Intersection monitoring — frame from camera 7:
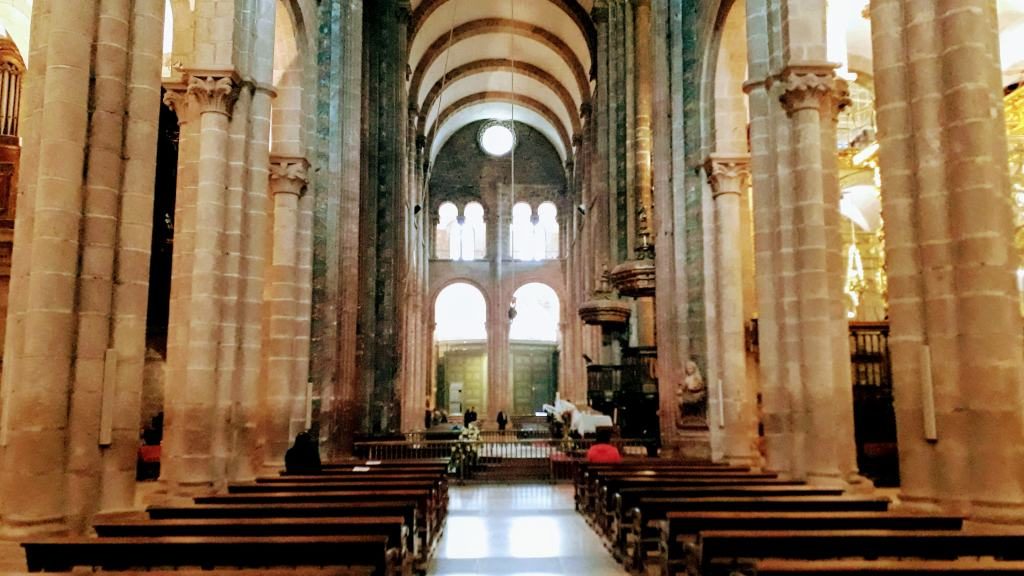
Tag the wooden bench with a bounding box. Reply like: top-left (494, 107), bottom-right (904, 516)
top-left (193, 490), bottom-right (440, 552)
top-left (147, 502), bottom-right (420, 563)
top-left (603, 485), bottom-right (845, 544)
top-left (657, 513), bottom-right (963, 576)
top-left (624, 496), bottom-right (891, 573)
top-left (230, 479), bottom-right (447, 507)
top-left (581, 471), bottom-right (781, 515)
top-left (696, 530), bottom-right (1024, 576)
top-left (575, 463), bottom-right (755, 510)
top-left (93, 517), bottom-right (410, 576)
top-left (746, 559), bottom-right (1024, 575)
top-left (23, 535), bottom-right (398, 575)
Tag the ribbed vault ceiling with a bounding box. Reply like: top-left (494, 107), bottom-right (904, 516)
top-left (409, 0), bottom-right (595, 162)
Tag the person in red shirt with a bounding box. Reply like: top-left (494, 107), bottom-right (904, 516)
top-left (586, 426), bottom-right (622, 464)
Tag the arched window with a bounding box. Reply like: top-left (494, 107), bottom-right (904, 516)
top-left (510, 202), bottom-right (535, 261)
top-left (436, 201), bottom-right (487, 261)
top-left (462, 202), bottom-right (487, 261)
top-left (537, 202), bottom-right (559, 260)
top-left (436, 202), bottom-right (459, 260)
top-left (510, 201), bottom-right (559, 260)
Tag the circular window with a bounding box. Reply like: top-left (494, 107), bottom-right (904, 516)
top-left (479, 122), bottom-right (516, 157)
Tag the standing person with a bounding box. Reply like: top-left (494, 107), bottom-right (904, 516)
top-left (496, 410), bottom-right (508, 432)
top-left (464, 406), bottom-right (478, 427)
top-left (586, 427), bottom-right (622, 464)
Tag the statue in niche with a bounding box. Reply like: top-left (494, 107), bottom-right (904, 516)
top-left (676, 359), bottom-right (707, 428)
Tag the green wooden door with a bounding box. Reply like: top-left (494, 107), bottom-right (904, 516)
top-left (511, 343), bottom-right (558, 414)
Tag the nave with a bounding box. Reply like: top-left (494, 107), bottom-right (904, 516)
top-left (429, 484), bottom-right (627, 576)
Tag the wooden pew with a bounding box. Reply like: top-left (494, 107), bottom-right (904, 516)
top-left (575, 463), bottom-right (754, 510)
top-left (93, 517), bottom-right (410, 576)
top-left (603, 485), bottom-right (845, 543)
top-left (147, 501), bottom-right (420, 563)
top-left (657, 512), bottom-right (962, 576)
top-left (228, 479), bottom-right (448, 530)
top-left (194, 489), bottom-right (440, 553)
top-left (746, 559), bottom-right (1024, 575)
top-left (581, 470), bottom-right (780, 515)
top-left (231, 479), bottom-right (446, 508)
top-left (695, 530), bottom-right (1024, 576)
top-left (627, 496), bottom-right (891, 573)
top-left (23, 535), bottom-right (398, 575)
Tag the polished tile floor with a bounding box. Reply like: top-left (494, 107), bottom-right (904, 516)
top-left (428, 484), bottom-right (629, 576)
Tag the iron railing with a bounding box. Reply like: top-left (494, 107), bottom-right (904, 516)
top-left (354, 438), bottom-right (649, 462)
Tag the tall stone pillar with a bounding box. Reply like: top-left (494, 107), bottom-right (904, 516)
top-left (0, 0), bottom-right (164, 534)
top-left (777, 65), bottom-right (847, 485)
top-left (161, 71), bottom-right (241, 494)
top-left (357, 0), bottom-right (408, 434)
top-left (706, 155), bottom-right (759, 465)
top-left (263, 156), bottom-right (309, 468)
top-left (872, 0), bottom-right (1024, 521)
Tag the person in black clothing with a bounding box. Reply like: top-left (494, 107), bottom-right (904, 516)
top-left (284, 429), bottom-right (321, 475)
top-left (496, 411), bottom-right (508, 432)
top-left (464, 407), bottom-right (478, 427)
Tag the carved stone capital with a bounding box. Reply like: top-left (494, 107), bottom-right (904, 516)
top-left (704, 155), bottom-right (750, 198)
top-left (269, 156), bottom-right (310, 196)
top-left (778, 64), bottom-right (837, 116)
top-left (162, 80), bottom-right (190, 124)
top-left (185, 70), bottom-right (241, 117)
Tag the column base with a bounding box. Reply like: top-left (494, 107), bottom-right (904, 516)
top-left (966, 499), bottom-right (1024, 527)
top-left (894, 492), bottom-right (968, 516)
top-left (0, 515), bottom-right (68, 539)
top-left (149, 479), bottom-right (218, 505)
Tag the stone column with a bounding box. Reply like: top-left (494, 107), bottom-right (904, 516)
top-left (778, 65), bottom-right (845, 485)
top-left (745, 69), bottom-right (790, 472)
top-left (706, 155), bottom-right (759, 465)
top-left (263, 156), bottom-right (309, 468)
top-left (651, 0), bottom-right (689, 448)
top-left (872, 0), bottom-right (1024, 521)
top-left (161, 70), bottom-right (240, 494)
top-left (0, 0), bottom-right (164, 534)
top-left (294, 188), bottom-right (314, 426)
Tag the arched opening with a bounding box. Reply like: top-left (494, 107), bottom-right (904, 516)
top-left (510, 201), bottom-right (559, 261)
top-left (510, 202), bottom-right (535, 261)
top-left (509, 282), bottom-right (560, 415)
top-left (434, 282), bottom-right (488, 418)
top-left (462, 201), bottom-right (486, 261)
top-left (537, 201), bottom-right (559, 260)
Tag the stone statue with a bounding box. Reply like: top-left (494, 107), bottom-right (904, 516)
top-left (677, 359), bottom-right (707, 427)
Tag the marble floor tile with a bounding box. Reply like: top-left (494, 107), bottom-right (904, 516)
top-left (429, 484), bottom-right (628, 576)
